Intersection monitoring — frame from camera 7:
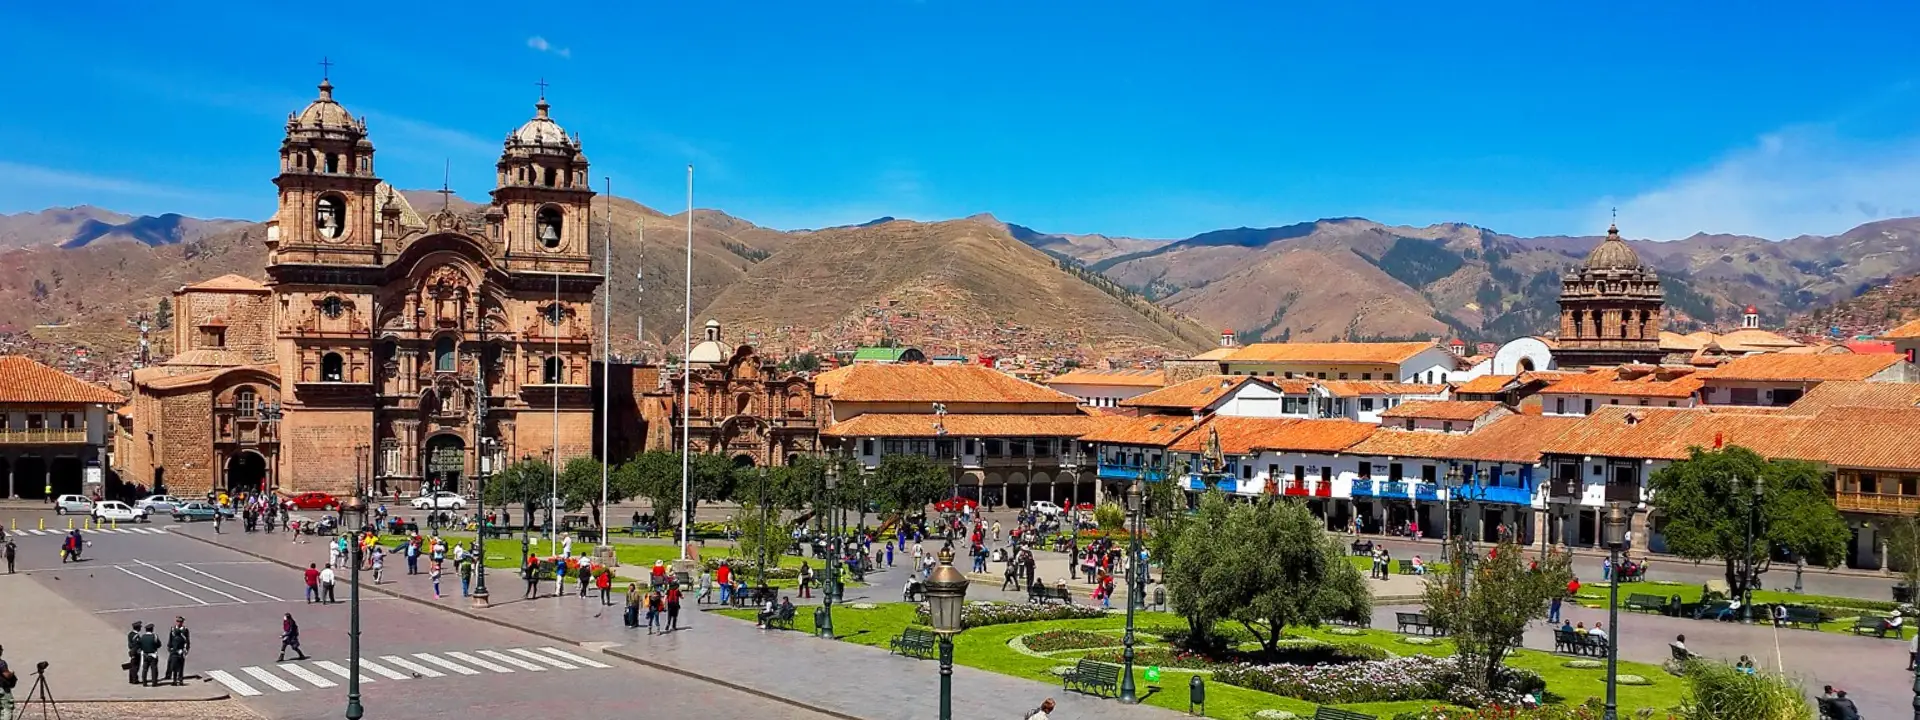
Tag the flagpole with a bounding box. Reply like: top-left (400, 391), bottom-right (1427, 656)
top-left (599, 177), bottom-right (612, 552)
top-left (679, 164), bottom-right (694, 561)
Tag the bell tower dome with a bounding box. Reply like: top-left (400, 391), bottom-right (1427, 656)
top-left (1554, 223), bottom-right (1667, 368)
top-left (490, 93), bottom-right (593, 274)
top-left (269, 74), bottom-right (383, 266)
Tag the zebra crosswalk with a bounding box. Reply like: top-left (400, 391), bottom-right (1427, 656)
top-left (206, 647), bottom-right (612, 697)
top-left (6, 526), bottom-right (172, 536)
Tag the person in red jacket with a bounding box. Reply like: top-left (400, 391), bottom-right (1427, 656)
top-left (1567, 576), bottom-right (1582, 596)
top-left (303, 563), bottom-right (321, 604)
top-left (596, 567), bottom-right (614, 605)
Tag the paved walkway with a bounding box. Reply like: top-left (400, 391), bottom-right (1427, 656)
top-left (182, 526), bottom-right (1178, 720)
top-left (0, 569), bottom-right (225, 702)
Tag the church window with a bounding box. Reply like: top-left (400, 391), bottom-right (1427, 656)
top-left (435, 337), bottom-right (456, 373)
top-left (321, 353), bottom-right (345, 382)
top-left (321, 296), bottom-right (344, 319)
top-left (325, 154), bottom-right (340, 174)
top-left (543, 356), bottom-right (564, 384)
top-left (315, 195), bottom-right (345, 239)
top-left (236, 388), bottom-right (257, 417)
top-left (543, 167), bottom-right (556, 187)
top-left (537, 207), bottom-right (563, 249)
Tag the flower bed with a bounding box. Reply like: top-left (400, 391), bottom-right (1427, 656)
top-left (1022, 630), bottom-right (1122, 652)
top-left (1217, 654), bottom-right (1541, 707)
top-left (913, 601), bottom-right (1106, 629)
top-left (1083, 647), bottom-right (1228, 670)
top-left (1390, 699), bottom-right (1671, 720)
top-left (1083, 640), bottom-right (1386, 671)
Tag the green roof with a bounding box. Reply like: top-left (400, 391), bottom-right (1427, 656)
top-left (852, 347), bottom-right (912, 362)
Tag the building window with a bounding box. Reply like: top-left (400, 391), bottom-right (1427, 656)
top-left (537, 207), bottom-right (564, 249)
top-left (319, 353), bottom-right (344, 382)
top-left (1241, 463), bottom-right (1253, 480)
top-left (1360, 398), bottom-right (1374, 412)
top-left (315, 195), bottom-right (345, 239)
top-left (1442, 421), bottom-right (1454, 433)
top-left (984, 439), bottom-right (1004, 456)
top-left (1666, 400), bottom-right (1676, 407)
top-left (1404, 419), bottom-right (1415, 430)
top-left (963, 438), bottom-right (976, 456)
top-left (934, 440), bottom-right (955, 459)
top-left (883, 439), bottom-right (905, 455)
top-left (26, 414), bottom-right (43, 429)
top-left (1358, 462), bottom-right (1371, 479)
top-left (1583, 398), bottom-right (1594, 415)
top-left (861, 439), bottom-right (875, 456)
top-left (60, 413), bottom-right (76, 429)
top-left (1338, 372), bottom-right (1349, 380)
top-left (1361, 373), bottom-right (1373, 380)
top-left (436, 337), bottom-right (456, 372)
top-left (200, 327), bottom-right (226, 348)
top-left (236, 388), bottom-right (257, 417)
top-left (1555, 397), bottom-right (1565, 414)
top-left (1388, 463), bottom-right (1403, 481)
top-left (542, 356), bottom-right (563, 384)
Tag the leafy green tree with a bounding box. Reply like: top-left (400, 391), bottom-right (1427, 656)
top-left (734, 500), bottom-right (793, 570)
top-left (686, 453), bottom-right (741, 525)
top-left (1649, 445), bottom-right (1850, 598)
top-left (1163, 492), bottom-right (1369, 652)
top-left (1421, 535), bottom-right (1573, 693)
top-left (153, 297), bottom-right (173, 330)
top-left (1095, 501), bottom-right (1126, 536)
top-left (1881, 512), bottom-right (1920, 592)
top-left (864, 454), bottom-right (950, 516)
top-left (556, 456), bottom-right (622, 526)
top-left (482, 458), bottom-right (551, 529)
top-left (614, 450), bottom-right (684, 527)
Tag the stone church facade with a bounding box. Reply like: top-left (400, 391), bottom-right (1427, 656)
top-left (122, 77), bottom-right (603, 498)
top-left (1553, 223), bottom-right (1666, 368)
top-left (633, 322), bottom-right (825, 468)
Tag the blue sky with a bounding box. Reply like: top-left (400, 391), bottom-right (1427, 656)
top-left (3, 2), bottom-right (1918, 241)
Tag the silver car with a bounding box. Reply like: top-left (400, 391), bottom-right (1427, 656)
top-left (53, 494), bottom-right (94, 515)
top-left (136, 494), bottom-right (184, 514)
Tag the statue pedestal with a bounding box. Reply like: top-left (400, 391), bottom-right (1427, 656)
top-left (594, 544), bottom-right (618, 567)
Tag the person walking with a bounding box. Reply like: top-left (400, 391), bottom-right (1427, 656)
top-left (522, 555), bottom-right (540, 599)
top-left (458, 556), bottom-right (473, 597)
top-left (430, 560), bottom-right (443, 599)
top-left (577, 560), bottom-right (591, 599)
top-left (164, 617), bottom-right (190, 686)
top-left (4, 537), bottom-right (14, 574)
top-left (596, 567), bottom-right (613, 606)
top-left (304, 563), bottom-right (321, 603)
top-left (665, 582), bottom-right (683, 632)
top-left (0, 644), bottom-right (16, 719)
top-left (624, 583), bottom-right (642, 628)
top-left (278, 614), bottom-right (306, 662)
top-left (405, 538), bottom-right (421, 575)
top-left (125, 621), bottom-right (142, 684)
top-left (797, 562), bottom-right (813, 599)
top-left (370, 545), bottom-right (385, 585)
top-left (137, 623), bottom-right (160, 686)
top-left (319, 564), bottom-right (337, 604)
top-left (644, 587), bottom-right (661, 635)
top-left (1549, 594), bottom-right (1563, 624)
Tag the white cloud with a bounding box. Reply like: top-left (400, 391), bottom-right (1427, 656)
top-left (527, 36), bottom-right (571, 59)
top-left (0, 160), bottom-right (202, 200)
top-left (1599, 124), bottom-right (1920, 240)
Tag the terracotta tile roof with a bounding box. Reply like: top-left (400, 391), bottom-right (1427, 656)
top-left (141, 364), bottom-right (277, 391)
top-left (821, 412), bottom-right (1094, 438)
top-left (1453, 415), bottom-right (1581, 463)
top-left (180, 274), bottom-right (270, 293)
top-left (1539, 406), bottom-right (1811, 461)
top-left (1190, 347), bottom-right (1239, 361)
top-left (1167, 416), bottom-right (1376, 455)
top-left (1120, 375), bottom-right (1261, 409)
top-left (1698, 352), bottom-right (1904, 383)
top-left (1078, 414), bottom-right (1202, 447)
top-left (1779, 407), bottom-right (1920, 470)
top-left (1536, 368), bottom-right (1703, 399)
top-left (1346, 428), bottom-right (1466, 460)
top-left (1225, 341), bottom-right (1438, 365)
top-left (812, 363), bottom-right (1074, 404)
top-left (1044, 368), bottom-right (1166, 388)
top-left (1784, 381), bottom-right (1920, 413)
top-left (1452, 374), bottom-right (1517, 394)
top-left (0, 356), bottom-right (126, 404)
top-left (1314, 381), bottom-right (1445, 397)
top-left (1378, 399), bottom-right (1505, 422)
top-left (1881, 318), bottom-right (1920, 340)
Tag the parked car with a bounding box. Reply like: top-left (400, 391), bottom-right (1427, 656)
top-left (281, 492), bottom-right (340, 511)
top-left (53, 494), bottom-right (94, 515)
top-left (92, 500), bottom-right (147, 523)
top-left (1029, 500), bottom-right (1064, 517)
top-left (932, 496), bottom-right (979, 514)
top-left (135, 495), bottom-right (184, 514)
top-left (410, 491), bottom-right (466, 511)
top-left (173, 502), bottom-right (235, 522)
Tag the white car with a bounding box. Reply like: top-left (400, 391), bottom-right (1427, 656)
top-left (1029, 500), bottom-right (1063, 517)
top-left (92, 500), bottom-right (147, 523)
top-left (135, 494), bottom-right (184, 514)
top-left (410, 491), bottom-right (466, 511)
top-left (53, 494), bottom-right (94, 515)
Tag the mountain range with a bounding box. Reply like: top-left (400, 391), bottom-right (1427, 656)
top-left (4, 199), bottom-right (1920, 368)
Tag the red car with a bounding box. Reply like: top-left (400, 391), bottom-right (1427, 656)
top-left (281, 492), bottom-right (341, 511)
top-left (932, 496), bottom-right (979, 514)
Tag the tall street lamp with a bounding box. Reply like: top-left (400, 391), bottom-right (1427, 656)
top-left (1120, 473), bottom-right (1145, 704)
top-left (1602, 501), bottom-right (1635, 720)
top-left (471, 436), bottom-right (494, 608)
top-left (1739, 475), bottom-right (1764, 624)
top-left (818, 459), bottom-right (839, 638)
top-left (340, 494), bottom-right (368, 720)
top-left (925, 547), bottom-right (970, 720)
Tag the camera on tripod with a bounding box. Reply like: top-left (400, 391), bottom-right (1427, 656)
top-left (35, 660), bottom-right (49, 673)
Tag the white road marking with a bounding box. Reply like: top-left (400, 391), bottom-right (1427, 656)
top-left (359, 658), bottom-right (408, 680)
top-left (133, 560), bottom-right (248, 603)
top-left (206, 670), bottom-right (260, 696)
top-left (178, 563), bottom-right (283, 601)
top-left (280, 663), bottom-right (337, 688)
top-left (131, 528), bottom-right (160, 534)
top-left (413, 653), bottom-right (480, 675)
top-left (508, 647), bottom-right (575, 669)
top-left (444, 651), bottom-right (513, 673)
top-left (476, 649), bottom-right (544, 671)
top-left (94, 601), bottom-right (245, 614)
top-left (312, 660), bottom-right (370, 682)
top-left (378, 655), bottom-right (443, 678)
top-left (115, 565), bottom-right (208, 605)
top-left (240, 666), bottom-right (299, 693)
top-left (535, 647), bottom-right (610, 668)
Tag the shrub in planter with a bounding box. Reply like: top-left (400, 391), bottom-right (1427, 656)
top-left (1023, 630), bottom-right (1121, 652)
top-left (1678, 660), bottom-right (1810, 720)
top-left (914, 601), bottom-right (1106, 629)
top-left (1563, 659), bottom-right (1604, 669)
top-left (1217, 654), bottom-right (1536, 706)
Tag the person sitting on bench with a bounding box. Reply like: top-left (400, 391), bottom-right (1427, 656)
top-left (756, 596), bottom-right (780, 628)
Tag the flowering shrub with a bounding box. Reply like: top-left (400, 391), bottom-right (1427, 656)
top-left (1085, 641), bottom-right (1387, 672)
top-left (913, 601), bottom-right (1106, 629)
top-left (1217, 655), bottom-right (1542, 706)
top-left (1390, 699), bottom-right (1677, 719)
top-left (1083, 647), bottom-right (1228, 670)
top-left (1023, 630), bottom-right (1121, 652)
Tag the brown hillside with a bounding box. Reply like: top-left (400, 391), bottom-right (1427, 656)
top-left (1162, 247), bottom-right (1448, 341)
top-left (692, 217), bottom-right (1216, 362)
top-left (1787, 272), bottom-right (1920, 339)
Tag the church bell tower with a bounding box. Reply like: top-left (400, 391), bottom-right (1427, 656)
top-left (268, 73), bottom-right (383, 266)
top-left (490, 93), bottom-right (593, 274)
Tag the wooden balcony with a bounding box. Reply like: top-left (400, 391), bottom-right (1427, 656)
top-left (0, 427), bottom-right (88, 444)
top-left (1833, 491), bottom-right (1920, 516)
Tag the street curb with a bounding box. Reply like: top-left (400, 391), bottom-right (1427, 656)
top-left (173, 530), bottom-right (865, 720)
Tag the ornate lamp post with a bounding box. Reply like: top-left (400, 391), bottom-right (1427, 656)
top-left (924, 547), bottom-right (970, 720)
top-left (818, 459), bottom-right (839, 638)
top-left (1739, 475), bottom-right (1764, 624)
top-left (340, 494), bottom-right (368, 720)
top-left (1120, 473), bottom-right (1145, 704)
top-left (471, 436), bottom-right (494, 608)
top-left (1602, 501), bottom-right (1635, 720)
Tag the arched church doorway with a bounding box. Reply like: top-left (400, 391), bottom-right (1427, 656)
top-left (424, 434), bottom-right (467, 495)
top-left (225, 452), bottom-right (268, 495)
top-left (732, 454), bottom-right (756, 469)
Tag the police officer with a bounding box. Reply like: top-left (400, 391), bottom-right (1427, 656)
top-left (126, 621), bottom-right (142, 684)
top-left (137, 623), bottom-right (161, 686)
top-left (165, 617), bottom-right (190, 686)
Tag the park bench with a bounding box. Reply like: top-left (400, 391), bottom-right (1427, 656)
top-left (763, 603), bottom-right (796, 630)
top-left (1669, 643), bottom-right (1693, 663)
top-left (1777, 605), bottom-right (1826, 629)
top-left (478, 525), bottom-right (515, 539)
top-left (1554, 629), bottom-right (1607, 657)
top-left (1350, 540), bottom-right (1374, 555)
top-left (1062, 658), bottom-right (1120, 698)
top-left (1623, 593), bottom-right (1667, 614)
top-left (1028, 585), bottom-right (1074, 604)
top-left (1395, 612), bottom-right (1443, 636)
top-left (889, 627), bottom-right (938, 660)
top-left (1311, 706), bottom-right (1376, 720)
top-left (1395, 560), bottom-right (1416, 574)
top-left (1850, 615), bottom-right (1901, 638)
top-left (904, 581), bottom-right (927, 603)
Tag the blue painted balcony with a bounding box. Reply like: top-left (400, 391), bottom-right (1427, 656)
top-left (1097, 462), bottom-right (1166, 482)
top-left (1183, 475), bottom-right (1239, 493)
top-left (1474, 484), bottom-right (1535, 506)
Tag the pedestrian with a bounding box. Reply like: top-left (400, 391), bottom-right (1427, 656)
top-left (597, 567), bottom-right (613, 605)
top-left (644, 587), bottom-right (661, 634)
top-left (557, 556), bottom-right (571, 596)
top-left (125, 621), bottom-right (142, 684)
top-left (716, 561), bottom-right (733, 605)
top-left (278, 613), bottom-right (306, 662)
top-left (624, 583), bottom-right (642, 627)
top-left (0, 644), bottom-right (15, 718)
top-left (522, 555), bottom-right (540, 599)
top-left (562, 532), bottom-right (574, 559)
top-left (431, 561), bottom-right (443, 598)
top-left (577, 560), bottom-right (591, 599)
top-left (798, 562), bottom-right (813, 599)
top-left (165, 617), bottom-right (190, 686)
top-left (3, 538), bottom-right (13, 574)
top-left (1024, 698), bottom-right (1056, 720)
top-left (213, 509), bottom-right (223, 534)
top-left (458, 556), bottom-right (473, 597)
top-left (320, 564), bottom-right (337, 604)
top-left (371, 545), bottom-right (385, 584)
top-left (327, 538), bottom-right (339, 569)
top-left (1549, 594), bottom-right (1562, 624)
top-left (304, 563), bottom-right (321, 603)
top-left (137, 623), bottom-right (160, 686)
top-left (665, 582), bottom-right (682, 632)
top-left (406, 538), bottom-right (420, 575)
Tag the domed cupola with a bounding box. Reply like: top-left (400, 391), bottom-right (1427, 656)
top-left (270, 73), bottom-right (383, 260)
top-left (1580, 223), bottom-right (1645, 271)
top-left (490, 92), bottom-right (594, 269)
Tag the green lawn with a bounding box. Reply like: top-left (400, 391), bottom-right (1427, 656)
top-left (366, 533), bottom-right (841, 588)
top-left (714, 602), bottom-right (1682, 718)
top-left (1572, 579), bottom-right (1911, 639)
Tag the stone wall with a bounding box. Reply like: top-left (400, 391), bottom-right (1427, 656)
top-left (282, 408), bottom-right (372, 495)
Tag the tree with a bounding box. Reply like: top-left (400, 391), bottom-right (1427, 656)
top-left (482, 457), bottom-right (552, 529)
top-left (1881, 512), bottom-right (1920, 593)
top-left (686, 453), bottom-right (741, 525)
top-left (734, 500), bottom-right (792, 569)
top-left (153, 298), bottom-right (173, 330)
top-left (556, 456), bottom-right (622, 527)
top-left (1649, 445), bottom-right (1850, 599)
top-left (1163, 492), bottom-right (1370, 652)
top-left (1094, 501), bottom-right (1126, 536)
top-left (864, 454), bottom-right (950, 517)
top-left (1421, 534), bottom-right (1573, 693)
top-left (615, 450), bottom-right (683, 528)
